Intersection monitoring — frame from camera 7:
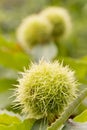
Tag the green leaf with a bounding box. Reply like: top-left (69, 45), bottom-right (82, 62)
top-left (63, 119), bottom-right (87, 130)
top-left (0, 36), bottom-right (16, 49)
top-left (0, 36), bottom-right (31, 71)
top-left (0, 78), bottom-right (16, 109)
top-left (0, 50), bottom-right (30, 71)
top-left (58, 57), bottom-right (87, 84)
top-left (74, 109), bottom-right (87, 122)
top-left (0, 110), bottom-right (21, 125)
top-left (20, 119), bottom-right (36, 130)
top-left (0, 78), bottom-right (16, 92)
top-left (0, 110), bottom-right (35, 130)
top-left (31, 118), bottom-right (48, 130)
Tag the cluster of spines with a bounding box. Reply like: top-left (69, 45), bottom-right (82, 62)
top-left (14, 60), bottom-right (78, 123)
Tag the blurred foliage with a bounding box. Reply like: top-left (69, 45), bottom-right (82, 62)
top-left (0, 0), bottom-right (87, 57)
top-left (0, 36), bottom-right (31, 71)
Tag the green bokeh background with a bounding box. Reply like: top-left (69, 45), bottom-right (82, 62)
top-left (0, 0), bottom-right (87, 116)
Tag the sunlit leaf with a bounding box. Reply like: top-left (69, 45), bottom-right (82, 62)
top-left (74, 109), bottom-right (87, 122)
top-left (0, 111), bottom-right (35, 130)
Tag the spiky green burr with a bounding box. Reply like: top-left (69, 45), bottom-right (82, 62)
top-left (41, 7), bottom-right (72, 40)
top-left (17, 15), bottom-right (52, 49)
top-left (14, 60), bottom-right (78, 123)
